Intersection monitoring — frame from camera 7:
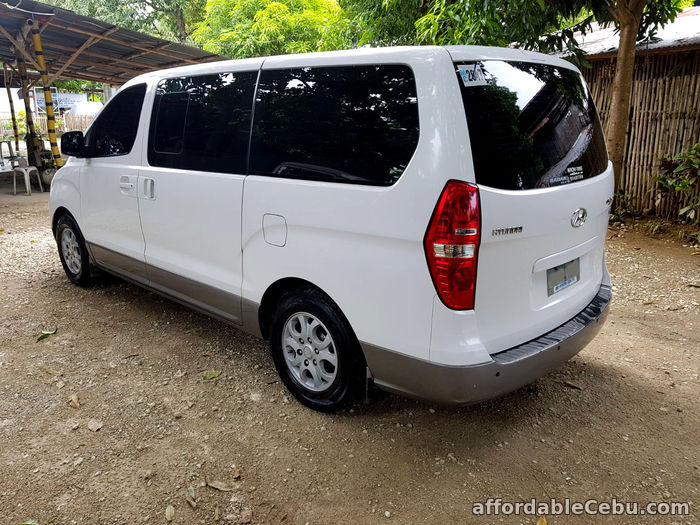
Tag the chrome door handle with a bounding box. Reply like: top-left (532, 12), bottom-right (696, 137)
top-left (142, 177), bottom-right (155, 199)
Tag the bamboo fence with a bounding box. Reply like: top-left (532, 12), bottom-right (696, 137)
top-left (1, 114), bottom-right (95, 137)
top-left (583, 49), bottom-right (700, 219)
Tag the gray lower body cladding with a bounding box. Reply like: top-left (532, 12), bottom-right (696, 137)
top-left (362, 284), bottom-right (611, 405)
top-left (86, 240), bottom-right (610, 406)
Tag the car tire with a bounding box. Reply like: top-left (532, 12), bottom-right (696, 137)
top-left (55, 214), bottom-right (93, 286)
top-left (270, 289), bottom-right (365, 412)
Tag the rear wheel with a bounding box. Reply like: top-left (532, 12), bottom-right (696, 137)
top-left (56, 215), bottom-right (93, 286)
top-left (270, 289), bottom-right (364, 412)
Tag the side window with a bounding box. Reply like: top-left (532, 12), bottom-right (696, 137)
top-left (249, 65), bottom-right (419, 186)
top-left (148, 71), bottom-right (257, 174)
top-left (84, 83), bottom-right (146, 158)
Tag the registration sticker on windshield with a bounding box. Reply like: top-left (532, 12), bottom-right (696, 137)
top-left (458, 64), bottom-right (487, 87)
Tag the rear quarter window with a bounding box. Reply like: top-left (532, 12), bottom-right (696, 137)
top-left (249, 64), bottom-right (419, 186)
top-left (456, 61), bottom-right (608, 190)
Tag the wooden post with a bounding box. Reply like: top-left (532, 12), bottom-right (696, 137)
top-left (2, 62), bottom-right (20, 154)
top-left (15, 52), bottom-right (42, 167)
top-left (29, 19), bottom-right (62, 168)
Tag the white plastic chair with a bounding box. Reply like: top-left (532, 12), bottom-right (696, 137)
top-left (13, 157), bottom-right (42, 195)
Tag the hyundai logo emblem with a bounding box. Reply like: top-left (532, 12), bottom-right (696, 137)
top-left (571, 208), bottom-right (587, 228)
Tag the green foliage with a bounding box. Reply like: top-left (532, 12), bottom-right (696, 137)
top-left (653, 144), bottom-right (700, 223)
top-left (53, 80), bottom-right (103, 93)
top-left (608, 190), bottom-right (641, 221)
top-left (391, 0), bottom-right (683, 66)
top-left (42, 0), bottom-right (205, 42)
top-left (684, 230), bottom-right (700, 246)
top-left (340, 0), bottom-right (424, 46)
top-left (193, 0), bottom-right (350, 58)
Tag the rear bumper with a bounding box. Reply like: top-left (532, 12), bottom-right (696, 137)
top-left (363, 284), bottom-right (611, 405)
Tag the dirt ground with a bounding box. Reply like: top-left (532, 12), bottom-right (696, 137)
top-left (0, 180), bottom-right (698, 525)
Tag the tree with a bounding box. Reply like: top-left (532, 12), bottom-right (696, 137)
top-left (405, 0), bottom-right (683, 192)
top-left (339, 0), bottom-right (425, 46)
top-left (193, 0), bottom-right (350, 58)
top-left (43, 0), bottom-right (206, 43)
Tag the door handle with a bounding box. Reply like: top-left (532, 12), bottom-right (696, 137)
top-left (142, 177), bottom-right (155, 199)
top-left (119, 181), bottom-right (135, 190)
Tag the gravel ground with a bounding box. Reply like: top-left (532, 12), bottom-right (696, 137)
top-left (0, 186), bottom-right (698, 525)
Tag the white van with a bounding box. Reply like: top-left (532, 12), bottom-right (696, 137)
top-left (51, 46), bottom-right (613, 411)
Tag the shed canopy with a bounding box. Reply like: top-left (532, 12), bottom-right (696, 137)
top-left (0, 0), bottom-right (221, 87)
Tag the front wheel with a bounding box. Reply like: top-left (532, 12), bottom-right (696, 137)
top-left (270, 289), bottom-right (364, 412)
top-left (55, 215), bottom-right (93, 286)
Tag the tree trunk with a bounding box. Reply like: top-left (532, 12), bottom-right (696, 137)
top-left (606, 1), bottom-right (646, 193)
top-left (175, 9), bottom-right (187, 42)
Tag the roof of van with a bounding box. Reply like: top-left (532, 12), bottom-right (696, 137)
top-left (121, 45), bottom-right (579, 87)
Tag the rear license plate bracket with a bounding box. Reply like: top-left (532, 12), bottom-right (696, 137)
top-left (547, 258), bottom-right (580, 296)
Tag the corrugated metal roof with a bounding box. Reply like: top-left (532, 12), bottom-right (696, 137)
top-left (0, 0), bottom-right (221, 86)
top-left (575, 6), bottom-right (700, 58)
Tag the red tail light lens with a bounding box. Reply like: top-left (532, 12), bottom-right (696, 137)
top-left (424, 181), bottom-right (481, 310)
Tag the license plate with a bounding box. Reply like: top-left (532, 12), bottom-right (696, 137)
top-left (547, 258), bottom-right (580, 296)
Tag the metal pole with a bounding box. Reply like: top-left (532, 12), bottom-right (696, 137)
top-left (15, 52), bottom-right (42, 167)
top-left (29, 19), bottom-right (62, 168)
top-left (2, 62), bottom-right (20, 154)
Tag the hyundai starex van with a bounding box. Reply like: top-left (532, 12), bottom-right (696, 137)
top-left (51, 46), bottom-right (613, 411)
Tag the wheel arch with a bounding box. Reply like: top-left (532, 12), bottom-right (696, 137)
top-left (52, 206), bottom-right (76, 237)
top-left (257, 277), bottom-right (359, 346)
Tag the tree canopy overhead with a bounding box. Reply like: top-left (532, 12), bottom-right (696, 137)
top-left (192, 0), bottom-right (349, 58)
top-left (43, 0), bottom-right (206, 43)
top-left (40, 0), bottom-right (691, 194)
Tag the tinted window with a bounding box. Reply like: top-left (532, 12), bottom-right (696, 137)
top-left (148, 72), bottom-right (257, 174)
top-left (250, 65), bottom-right (419, 186)
top-left (85, 83), bottom-right (146, 157)
top-left (456, 61), bottom-right (607, 190)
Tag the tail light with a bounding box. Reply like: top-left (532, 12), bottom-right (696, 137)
top-left (424, 180), bottom-right (481, 310)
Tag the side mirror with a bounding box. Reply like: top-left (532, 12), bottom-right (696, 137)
top-left (61, 131), bottom-right (86, 157)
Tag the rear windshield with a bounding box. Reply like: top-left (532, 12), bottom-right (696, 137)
top-left (456, 61), bottom-right (608, 190)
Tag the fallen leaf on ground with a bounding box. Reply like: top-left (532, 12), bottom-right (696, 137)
top-left (185, 486), bottom-right (196, 508)
top-left (56, 380), bottom-right (65, 389)
top-left (68, 394), bottom-right (81, 408)
top-left (232, 467), bottom-right (242, 480)
top-left (165, 505), bottom-right (175, 522)
top-left (36, 328), bottom-right (57, 342)
top-left (207, 479), bottom-right (234, 492)
top-left (88, 419), bottom-right (103, 432)
top-left (203, 370), bottom-right (222, 380)
top-left (563, 381), bottom-right (584, 391)
top-left (537, 517), bottom-right (548, 525)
